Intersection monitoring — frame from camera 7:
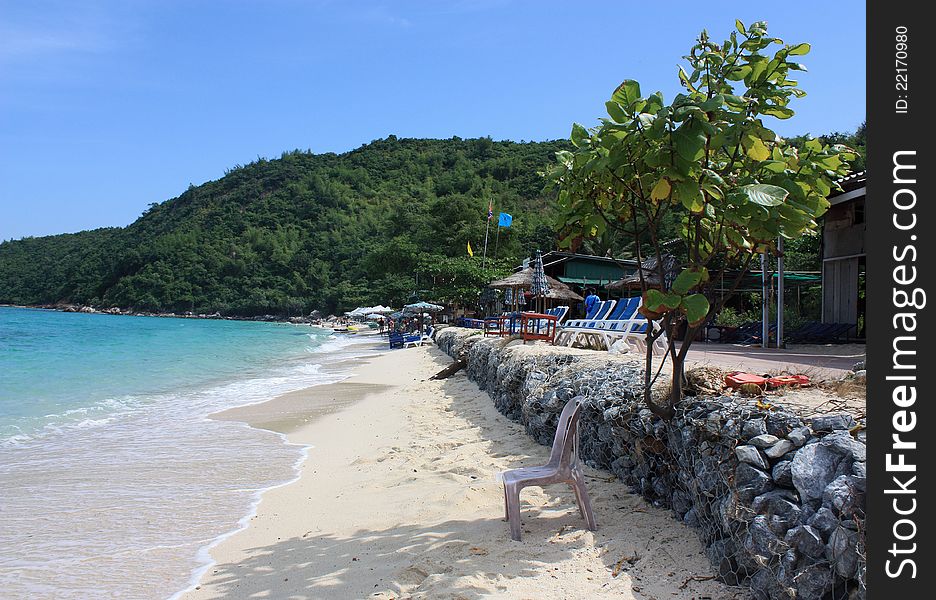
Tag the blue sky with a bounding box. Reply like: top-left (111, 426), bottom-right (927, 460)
top-left (0, 0), bottom-right (866, 241)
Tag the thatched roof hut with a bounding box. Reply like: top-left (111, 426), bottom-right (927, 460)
top-left (488, 268), bottom-right (583, 302)
top-left (606, 254), bottom-right (679, 290)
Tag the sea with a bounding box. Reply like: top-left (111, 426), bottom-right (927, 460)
top-left (0, 306), bottom-right (381, 599)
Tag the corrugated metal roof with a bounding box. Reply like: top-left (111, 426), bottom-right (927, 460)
top-left (831, 170), bottom-right (866, 194)
top-left (557, 276), bottom-right (613, 286)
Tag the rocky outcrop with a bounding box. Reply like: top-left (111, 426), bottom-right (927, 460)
top-left (436, 327), bottom-right (866, 600)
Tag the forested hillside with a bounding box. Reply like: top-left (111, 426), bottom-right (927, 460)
top-left (0, 137), bottom-right (566, 315)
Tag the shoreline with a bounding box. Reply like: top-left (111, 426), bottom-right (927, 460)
top-left (0, 303), bottom-right (325, 324)
top-left (180, 344), bottom-right (742, 600)
top-left (174, 345), bottom-right (389, 600)
top-left (174, 349), bottom-right (398, 600)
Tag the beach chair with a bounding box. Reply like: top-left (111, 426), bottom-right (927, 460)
top-left (552, 305), bottom-right (570, 325)
top-left (798, 322), bottom-right (855, 344)
top-left (723, 321), bottom-right (759, 343)
top-left (588, 297), bottom-right (641, 347)
top-left (564, 298), bottom-right (634, 348)
top-left (570, 299), bottom-right (616, 327)
top-left (527, 306), bottom-right (569, 336)
top-left (499, 397), bottom-right (596, 541)
top-left (786, 321), bottom-right (820, 344)
top-left (577, 297), bottom-right (666, 354)
top-left (613, 313), bottom-right (669, 354)
top-left (555, 300), bottom-right (616, 346)
top-left (401, 332), bottom-right (423, 348)
top-left (484, 312), bottom-right (522, 337)
top-left (388, 332), bottom-right (404, 349)
top-left (739, 322), bottom-right (777, 345)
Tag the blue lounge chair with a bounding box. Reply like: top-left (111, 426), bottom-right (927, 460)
top-left (597, 300), bottom-right (668, 354)
top-left (555, 300), bottom-right (617, 346)
top-left (562, 297), bottom-right (637, 349)
top-left (558, 296), bottom-right (667, 354)
top-left (551, 305), bottom-right (570, 324)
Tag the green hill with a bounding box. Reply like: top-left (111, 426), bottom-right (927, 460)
top-left (0, 136), bottom-right (567, 316)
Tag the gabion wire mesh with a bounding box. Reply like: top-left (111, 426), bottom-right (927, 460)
top-left (436, 328), bottom-right (867, 600)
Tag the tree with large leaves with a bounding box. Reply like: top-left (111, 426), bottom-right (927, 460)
top-left (546, 20), bottom-right (857, 418)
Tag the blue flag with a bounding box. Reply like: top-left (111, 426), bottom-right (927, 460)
top-left (498, 212), bottom-right (512, 227)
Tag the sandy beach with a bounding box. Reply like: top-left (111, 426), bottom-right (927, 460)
top-left (179, 343), bottom-right (744, 600)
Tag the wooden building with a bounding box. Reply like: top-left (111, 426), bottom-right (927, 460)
top-left (529, 251), bottom-right (639, 291)
top-left (821, 171), bottom-right (866, 334)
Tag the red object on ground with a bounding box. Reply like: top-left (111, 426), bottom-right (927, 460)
top-left (767, 374), bottom-right (811, 388)
top-left (725, 372), bottom-right (768, 389)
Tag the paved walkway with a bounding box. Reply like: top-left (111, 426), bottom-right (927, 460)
top-left (680, 342), bottom-right (865, 381)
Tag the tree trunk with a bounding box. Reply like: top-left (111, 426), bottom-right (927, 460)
top-left (645, 323), bottom-right (676, 420)
top-left (430, 358), bottom-right (466, 380)
top-left (670, 355), bottom-right (685, 408)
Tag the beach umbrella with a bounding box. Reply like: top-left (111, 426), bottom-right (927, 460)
top-left (531, 251), bottom-right (550, 312)
top-left (403, 301), bottom-right (444, 313)
top-left (347, 307), bottom-right (369, 318)
top-left (368, 305), bottom-right (395, 314)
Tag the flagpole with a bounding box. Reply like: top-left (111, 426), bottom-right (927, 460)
top-left (482, 198), bottom-right (492, 269)
top-left (494, 225), bottom-right (500, 260)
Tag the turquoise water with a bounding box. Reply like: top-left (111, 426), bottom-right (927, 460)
top-left (0, 306), bottom-right (381, 599)
top-left (0, 307), bottom-right (329, 441)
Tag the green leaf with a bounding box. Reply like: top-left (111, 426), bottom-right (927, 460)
top-left (699, 95), bottom-right (724, 112)
top-left (723, 93), bottom-right (749, 107)
top-left (735, 19), bottom-right (746, 34)
top-left (701, 179), bottom-right (724, 200)
top-left (741, 183), bottom-right (790, 206)
top-left (646, 289), bottom-right (681, 312)
top-left (762, 106), bottom-right (794, 119)
top-left (749, 58), bottom-right (768, 83)
top-left (787, 42), bottom-right (811, 56)
top-left (650, 178), bottom-right (671, 200)
top-left (673, 128), bottom-right (706, 161)
top-left (677, 180), bottom-right (704, 212)
top-left (612, 80), bottom-right (642, 108)
top-left (818, 155), bottom-right (843, 170)
top-left (804, 138), bottom-right (822, 152)
top-left (725, 65), bottom-right (752, 81)
top-left (677, 67), bottom-right (698, 93)
top-left (680, 294), bottom-right (710, 327)
top-left (745, 138), bottom-right (771, 161)
top-left (570, 123), bottom-right (589, 147)
top-left (671, 268), bottom-right (703, 294)
top-left (605, 101), bottom-right (629, 123)
top-left (762, 160), bottom-right (787, 174)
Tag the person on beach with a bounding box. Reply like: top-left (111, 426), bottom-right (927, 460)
top-left (584, 288), bottom-right (600, 316)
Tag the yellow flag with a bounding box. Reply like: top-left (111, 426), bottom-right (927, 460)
top-left (467, 241), bottom-right (474, 257)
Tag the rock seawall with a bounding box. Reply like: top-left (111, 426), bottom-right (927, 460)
top-left (436, 327), bottom-right (866, 600)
